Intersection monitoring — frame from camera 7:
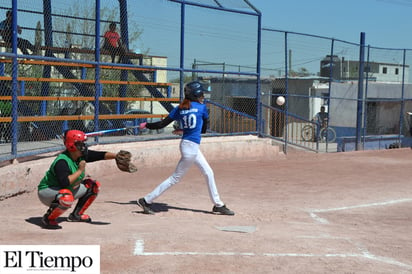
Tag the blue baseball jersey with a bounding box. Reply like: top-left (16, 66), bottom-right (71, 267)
top-left (169, 102), bottom-right (208, 144)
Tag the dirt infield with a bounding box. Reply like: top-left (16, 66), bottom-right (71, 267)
top-left (1, 147), bottom-right (412, 273)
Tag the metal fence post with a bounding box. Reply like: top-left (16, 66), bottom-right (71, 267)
top-left (355, 32), bottom-right (366, 151)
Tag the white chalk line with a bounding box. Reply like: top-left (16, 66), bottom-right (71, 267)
top-left (363, 252), bottom-right (412, 270)
top-left (133, 239), bottom-right (412, 270)
top-left (302, 198), bottom-right (412, 270)
top-left (133, 199), bottom-right (412, 270)
top-left (311, 198), bottom-right (412, 213)
top-left (134, 240), bottom-right (356, 257)
top-left (309, 212), bottom-right (329, 224)
top-left (309, 198), bottom-right (412, 225)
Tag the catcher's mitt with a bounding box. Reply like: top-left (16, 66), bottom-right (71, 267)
top-left (115, 150), bottom-right (138, 173)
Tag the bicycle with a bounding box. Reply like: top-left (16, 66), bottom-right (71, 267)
top-left (301, 123), bottom-right (315, 142)
top-left (301, 119), bottom-right (336, 143)
top-left (319, 123), bottom-right (336, 143)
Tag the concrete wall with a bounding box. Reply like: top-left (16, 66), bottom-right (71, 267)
top-left (0, 136), bottom-right (283, 200)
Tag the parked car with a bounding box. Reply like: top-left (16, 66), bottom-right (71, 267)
top-left (122, 109), bottom-right (164, 135)
top-left (76, 103), bottom-right (165, 136)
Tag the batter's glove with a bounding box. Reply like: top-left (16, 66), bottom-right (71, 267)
top-left (115, 150), bottom-right (138, 173)
top-left (139, 122), bottom-right (147, 130)
top-left (172, 129), bottom-right (183, 136)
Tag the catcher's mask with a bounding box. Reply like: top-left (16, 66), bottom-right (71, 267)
top-left (64, 130), bottom-right (88, 153)
top-left (184, 81), bottom-right (206, 101)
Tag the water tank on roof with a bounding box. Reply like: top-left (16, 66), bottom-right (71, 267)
top-left (320, 55), bottom-right (341, 80)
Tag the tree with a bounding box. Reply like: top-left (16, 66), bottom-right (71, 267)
top-left (35, 21), bottom-right (42, 49)
top-left (53, 2), bottom-right (142, 53)
top-left (289, 67), bottom-right (312, 77)
top-left (65, 24), bottom-right (72, 48)
top-left (51, 1), bottom-right (146, 111)
top-left (169, 74), bottom-right (194, 83)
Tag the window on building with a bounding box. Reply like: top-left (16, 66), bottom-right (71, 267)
top-left (382, 67), bottom-right (387, 74)
top-left (322, 92), bottom-right (329, 106)
top-left (395, 68), bottom-right (399, 75)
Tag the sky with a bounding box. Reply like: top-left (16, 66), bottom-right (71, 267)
top-left (247, 0), bottom-right (412, 49)
top-left (5, 0), bottom-right (412, 49)
top-left (3, 0), bottom-right (412, 78)
top-left (123, 0), bottom-right (412, 79)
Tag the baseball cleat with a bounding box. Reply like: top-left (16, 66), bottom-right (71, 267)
top-left (67, 213), bottom-right (91, 222)
top-left (137, 198), bottom-right (155, 215)
top-left (41, 214), bottom-right (62, 229)
top-left (212, 205), bottom-right (235, 216)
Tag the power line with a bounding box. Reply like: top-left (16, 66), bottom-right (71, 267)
top-left (376, 0), bottom-right (412, 6)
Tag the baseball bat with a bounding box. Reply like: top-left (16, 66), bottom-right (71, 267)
top-left (85, 125), bottom-right (142, 137)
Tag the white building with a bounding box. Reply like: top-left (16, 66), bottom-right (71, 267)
top-left (320, 55), bottom-right (409, 83)
top-left (342, 59), bottom-right (409, 83)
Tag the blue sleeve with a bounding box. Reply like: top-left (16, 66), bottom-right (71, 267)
top-left (169, 106), bottom-right (179, 120)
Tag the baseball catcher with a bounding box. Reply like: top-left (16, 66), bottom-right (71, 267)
top-left (37, 129), bottom-right (137, 229)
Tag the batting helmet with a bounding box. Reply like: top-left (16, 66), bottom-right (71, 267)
top-left (184, 81), bottom-right (207, 101)
top-left (64, 130), bottom-right (88, 152)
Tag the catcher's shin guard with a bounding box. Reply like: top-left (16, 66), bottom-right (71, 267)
top-left (69, 179), bottom-right (100, 222)
top-left (43, 189), bottom-right (74, 228)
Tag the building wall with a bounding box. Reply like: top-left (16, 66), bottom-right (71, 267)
top-left (206, 77), bottom-right (412, 138)
top-left (143, 56), bottom-right (168, 83)
top-left (341, 60), bottom-right (409, 83)
top-left (329, 81), bottom-right (412, 136)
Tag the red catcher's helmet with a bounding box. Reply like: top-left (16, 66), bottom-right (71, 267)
top-left (64, 130), bottom-right (87, 152)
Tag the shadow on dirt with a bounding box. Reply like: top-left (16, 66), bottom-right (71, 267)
top-left (25, 216), bottom-right (111, 229)
top-left (105, 200), bottom-right (214, 215)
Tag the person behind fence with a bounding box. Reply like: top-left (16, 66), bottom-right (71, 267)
top-left (136, 81), bottom-right (235, 216)
top-left (102, 22), bottom-right (127, 63)
top-left (0, 100), bottom-right (12, 143)
top-left (37, 129), bottom-right (136, 229)
top-left (312, 106), bottom-right (328, 141)
top-left (0, 10), bottom-right (37, 55)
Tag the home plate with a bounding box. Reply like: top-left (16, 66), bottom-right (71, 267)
top-left (215, 226), bottom-right (256, 233)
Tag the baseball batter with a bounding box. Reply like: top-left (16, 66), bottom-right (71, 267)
top-left (136, 81), bottom-right (234, 216)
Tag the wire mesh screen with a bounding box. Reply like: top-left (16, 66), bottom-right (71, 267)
top-left (0, 0), bottom-right (260, 162)
top-left (260, 27), bottom-right (412, 152)
top-left (2, 0), bottom-right (412, 162)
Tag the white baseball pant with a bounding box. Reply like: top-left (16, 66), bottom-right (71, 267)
top-left (144, 139), bottom-right (224, 207)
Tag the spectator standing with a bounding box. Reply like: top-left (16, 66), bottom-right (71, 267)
top-left (0, 10), bottom-right (37, 55)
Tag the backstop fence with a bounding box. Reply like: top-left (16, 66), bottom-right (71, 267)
top-left (259, 29), bottom-right (412, 153)
top-left (1, 0), bottom-right (412, 163)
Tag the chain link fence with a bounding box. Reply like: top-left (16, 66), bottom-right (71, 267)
top-left (259, 29), bottom-right (412, 153)
top-left (0, 0), bottom-right (260, 163)
top-left (2, 0), bottom-right (412, 163)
